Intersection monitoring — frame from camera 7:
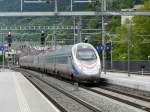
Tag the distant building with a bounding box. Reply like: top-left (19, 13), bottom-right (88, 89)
top-left (121, 5), bottom-right (143, 25)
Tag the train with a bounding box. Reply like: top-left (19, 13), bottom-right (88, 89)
top-left (19, 43), bottom-right (101, 82)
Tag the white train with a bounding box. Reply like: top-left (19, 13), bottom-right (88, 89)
top-left (19, 43), bottom-right (101, 82)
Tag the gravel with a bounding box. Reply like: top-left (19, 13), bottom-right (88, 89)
top-left (24, 70), bottom-right (147, 112)
top-left (91, 87), bottom-right (150, 109)
top-left (99, 84), bottom-right (150, 98)
top-left (29, 75), bottom-right (93, 112)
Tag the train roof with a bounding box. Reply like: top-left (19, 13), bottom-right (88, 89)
top-left (38, 43), bottom-right (94, 57)
top-left (41, 45), bottom-right (73, 57)
top-left (21, 43), bottom-right (94, 58)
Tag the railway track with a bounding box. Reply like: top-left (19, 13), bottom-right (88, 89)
top-left (98, 85), bottom-right (150, 102)
top-left (49, 72), bottom-right (150, 111)
top-left (16, 68), bottom-right (102, 112)
top-left (82, 86), bottom-right (150, 112)
top-left (15, 68), bottom-right (150, 112)
top-left (23, 71), bottom-right (67, 112)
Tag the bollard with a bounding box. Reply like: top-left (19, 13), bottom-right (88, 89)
top-left (141, 65), bottom-right (145, 75)
top-left (141, 68), bottom-right (144, 75)
top-left (74, 82), bottom-right (79, 91)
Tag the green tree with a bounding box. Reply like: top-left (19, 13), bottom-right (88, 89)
top-left (112, 24), bottom-right (128, 60)
top-left (132, 1), bottom-right (150, 60)
top-left (114, 1), bottom-right (150, 60)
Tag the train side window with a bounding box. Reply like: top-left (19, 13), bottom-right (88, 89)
top-left (55, 55), bottom-right (68, 64)
top-left (62, 56), bottom-right (68, 64)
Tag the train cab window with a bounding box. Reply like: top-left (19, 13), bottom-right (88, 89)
top-left (76, 48), bottom-right (97, 60)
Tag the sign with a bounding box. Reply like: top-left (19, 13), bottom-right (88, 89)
top-left (95, 44), bottom-right (112, 51)
top-left (105, 43), bottom-right (112, 51)
top-left (0, 46), bottom-right (5, 51)
top-left (95, 44), bottom-right (104, 51)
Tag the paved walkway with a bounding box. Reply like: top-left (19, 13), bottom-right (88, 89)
top-left (101, 72), bottom-right (150, 92)
top-left (0, 69), bottom-right (60, 112)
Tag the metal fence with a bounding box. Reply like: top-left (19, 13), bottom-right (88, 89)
top-left (106, 60), bottom-right (150, 73)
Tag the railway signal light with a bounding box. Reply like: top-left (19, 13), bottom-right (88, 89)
top-left (7, 32), bottom-right (12, 47)
top-left (41, 31), bottom-right (45, 45)
top-left (84, 37), bottom-right (88, 43)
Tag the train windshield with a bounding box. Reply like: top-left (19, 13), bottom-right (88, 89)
top-left (76, 48), bottom-right (97, 60)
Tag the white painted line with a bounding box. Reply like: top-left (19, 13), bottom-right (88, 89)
top-left (19, 72), bottom-right (61, 112)
top-left (13, 73), bottom-right (31, 112)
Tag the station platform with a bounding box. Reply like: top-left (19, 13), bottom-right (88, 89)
top-left (0, 69), bottom-right (60, 112)
top-left (101, 72), bottom-right (150, 92)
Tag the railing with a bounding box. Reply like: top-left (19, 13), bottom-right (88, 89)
top-left (105, 60), bottom-right (150, 75)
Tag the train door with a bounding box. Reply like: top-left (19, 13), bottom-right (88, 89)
top-left (68, 55), bottom-right (73, 79)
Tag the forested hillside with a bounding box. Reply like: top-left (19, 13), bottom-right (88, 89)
top-left (0, 0), bottom-right (148, 60)
top-left (0, 0), bottom-right (86, 26)
top-left (0, 0), bottom-right (68, 11)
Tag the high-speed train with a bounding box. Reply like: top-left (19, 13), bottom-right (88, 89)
top-left (19, 43), bottom-right (101, 82)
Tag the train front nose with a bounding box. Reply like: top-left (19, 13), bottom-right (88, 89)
top-left (75, 62), bottom-right (101, 81)
top-left (73, 43), bottom-right (101, 82)
top-left (75, 72), bottom-right (100, 82)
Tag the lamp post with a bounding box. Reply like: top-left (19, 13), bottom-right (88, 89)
top-left (2, 33), bottom-right (4, 69)
top-left (106, 33), bottom-right (113, 70)
top-left (79, 16), bottom-right (82, 42)
top-left (77, 16), bottom-right (82, 43)
top-left (55, 0), bottom-right (58, 13)
top-left (148, 56), bottom-right (150, 73)
top-left (101, 0), bottom-right (106, 74)
top-left (73, 17), bottom-right (76, 44)
top-left (127, 19), bottom-right (132, 77)
top-left (110, 37), bottom-right (113, 70)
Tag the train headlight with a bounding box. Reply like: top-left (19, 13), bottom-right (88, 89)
top-left (97, 64), bottom-right (101, 68)
top-left (78, 65), bottom-right (82, 69)
top-left (98, 65), bottom-right (101, 72)
top-left (96, 63), bottom-right (101, 70)
top-left (76, 62), bottom-right (82, 69)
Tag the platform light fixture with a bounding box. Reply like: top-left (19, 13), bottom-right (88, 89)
top-left (24, 0), bottom-right (48, 3)
top-left (73, 0), bottom-right (96, 3)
